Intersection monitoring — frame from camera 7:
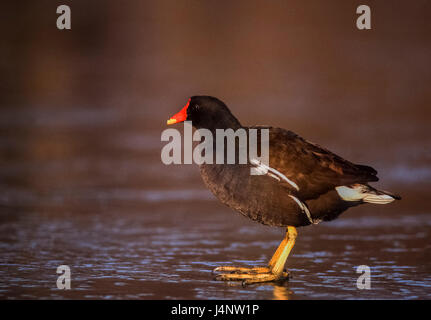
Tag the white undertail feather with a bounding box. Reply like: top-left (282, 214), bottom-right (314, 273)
top-left (335, 185), bottom-right (397, 204)
top-left (362, 193), bottom-right (395, 204)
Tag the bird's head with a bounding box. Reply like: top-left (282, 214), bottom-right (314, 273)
top-left (167, 96), bottom-right (241, 130)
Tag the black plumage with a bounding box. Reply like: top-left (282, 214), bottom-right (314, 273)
top-left (166, 95), bottom-right (400, 284)
top-left (181, 96), bottom-right (397, 227)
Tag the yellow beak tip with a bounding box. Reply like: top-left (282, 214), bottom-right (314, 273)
top-left (167, 119), bottom-right (176, 125)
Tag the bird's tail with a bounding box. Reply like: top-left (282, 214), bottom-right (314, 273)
top-left (336, 184), bottom-right (401, 204)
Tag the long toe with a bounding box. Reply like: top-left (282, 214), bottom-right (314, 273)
top-left (242, 271), bottom-right (289, 286)
top-left (214, 271), bottom-right (289, 284)
top-left (213, 266), bottom-right (271, 274)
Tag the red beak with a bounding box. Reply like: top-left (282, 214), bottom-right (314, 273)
top-left (167, 99), bottom-right (190, 125)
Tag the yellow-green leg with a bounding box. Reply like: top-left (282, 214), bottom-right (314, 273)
top-left (213, 226), bottom-right (297, 285)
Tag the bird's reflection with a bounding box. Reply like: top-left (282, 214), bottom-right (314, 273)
top-left (247, 280), bottom-right (293, 300)
top-left (272, 283), bottom-right (293, 300)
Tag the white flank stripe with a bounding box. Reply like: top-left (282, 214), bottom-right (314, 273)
top-left (288, 195), bottom-right (319, 224)
top-left (250, 159), bottom-right (299, 191)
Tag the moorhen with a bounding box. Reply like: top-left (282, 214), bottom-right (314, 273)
top-left (166, 96), bottom-right (400, 285)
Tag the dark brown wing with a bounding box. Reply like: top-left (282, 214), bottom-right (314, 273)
top-left (264, 127), bottom-right (378, 200)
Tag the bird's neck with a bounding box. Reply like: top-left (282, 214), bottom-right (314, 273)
top-left (195, 114), bottom-right (243, 134)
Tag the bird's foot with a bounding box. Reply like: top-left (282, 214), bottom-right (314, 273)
top-left (213, 266), bottom-right (289, 285)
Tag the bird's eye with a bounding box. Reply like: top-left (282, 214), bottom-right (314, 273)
top-left (194, 104), bottom-right (200, 110)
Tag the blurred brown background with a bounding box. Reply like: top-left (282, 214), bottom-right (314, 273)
top-left (0, 0), bottom-right (430, 299)
top-left (1, 0), bottom-right (430, 203)
top-left (2, 1), bottom-right (430, 120)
